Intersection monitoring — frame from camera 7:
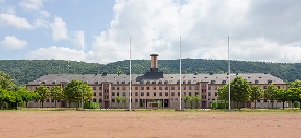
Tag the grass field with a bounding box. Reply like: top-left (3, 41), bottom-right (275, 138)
top-left (0, 109), bottom-right (301, 137)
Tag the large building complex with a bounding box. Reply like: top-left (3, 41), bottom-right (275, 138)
top-left (26, 54), bottom-right (288, 109)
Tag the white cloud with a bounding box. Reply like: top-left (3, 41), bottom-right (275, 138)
top-left (72, 31), bottom-right (85, 50)
top-left (34, 18), bottom-right (49, 28)
top-left (50, 16), bottom-right (68, 41)
top-left (40, 10), bottom-right (50, 18)
top-left (26, 46), bottom-right (88, 61)
top-left (19, 0), bottom-right (43, 11)
top-left (0, 13), bottom-right (33, 29)
top-left (0, 36), bottom-right (27, 50)
top-left (86, 0), bottom-right (301, 63)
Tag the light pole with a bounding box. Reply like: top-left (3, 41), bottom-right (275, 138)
top-left (82, 83), bottom-right (84, 110)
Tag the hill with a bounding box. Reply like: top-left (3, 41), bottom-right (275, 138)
top-left (0, 59), bottom-right (300, 84)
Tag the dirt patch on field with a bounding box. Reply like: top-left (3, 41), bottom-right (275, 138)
top-left (0, 110), bottom-right (300, 138)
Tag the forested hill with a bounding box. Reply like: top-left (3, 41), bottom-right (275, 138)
top-left (0, 59), bottom-right (300, 84)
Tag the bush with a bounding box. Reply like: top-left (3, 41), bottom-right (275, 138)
top-left (84, 102), bottom-right (100, 109)
top-left (211, 102), bottom-right (229, 109)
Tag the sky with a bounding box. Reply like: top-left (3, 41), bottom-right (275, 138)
top-left (0, 0), bottom-right (301, 64)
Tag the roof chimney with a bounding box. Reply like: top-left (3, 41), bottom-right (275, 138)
top-left (150, 54), bottom-right (159, 72)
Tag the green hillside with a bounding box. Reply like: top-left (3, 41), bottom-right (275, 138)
top-left (0, 59), bottom-right (300, 84)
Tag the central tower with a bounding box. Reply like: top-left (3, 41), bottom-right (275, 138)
top-left (150, 53), bottom-right (159, 72)
top-left (143, 53), bottom-right (163, 78)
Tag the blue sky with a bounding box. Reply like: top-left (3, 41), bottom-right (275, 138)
top-left (1, 0), bottom-right (301, 63)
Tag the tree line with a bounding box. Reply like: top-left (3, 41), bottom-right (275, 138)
top-left (0, 71), bottom-right (94, 109)
top-left (1, 59), bottom-right (301, 85)
top-left (217, 76), bottom-right (301, 110)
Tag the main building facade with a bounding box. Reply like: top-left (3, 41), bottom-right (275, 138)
top-left (26, 54), bottom-right (288, 109)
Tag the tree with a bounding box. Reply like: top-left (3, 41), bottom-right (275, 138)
top-left (217, 84), bottom-right (229, 109)
top-left (122, 97), bottom-right (127, 109)
top-left (289, 79), bottom-right (301, 88)
top-left (250, 85), bottom-right (263, 109)
top-left (16, 87), bottom-right (33, 108)
top-left (0, 71), bottom-right (17, 91)
top-left (116, 96), bottom-right (122, 109)
top-left (264, 84), bottom-right (278, 109)
top-left (275, 89), bottom-right (288, 110)
top-left (188, 96), bottom-right (194, 109)
top-left (183, 95), bottom-right (189, 109)
top-left (230, 76), bottom-right (251, 109)
top-left (35, 85), bottom-right (49, 108)
top-left (50, 86), bottom-right (63, 108)
top-left (63, 79), bottom-right (93, 108)
top-left (287, 88), bottom-right (299, 109)
top-left (194, 95), bottom-right (201, 109)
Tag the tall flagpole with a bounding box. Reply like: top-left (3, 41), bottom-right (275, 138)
top-left (179, 36), bottom-right (182, 110)
top-left (129, 37), bottom-right (132, 111)
top-left (82, 31), bottom-right (85, 110)
top-left (228, 36), bottom-right (231, 110)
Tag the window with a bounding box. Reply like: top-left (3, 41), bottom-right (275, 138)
top-left (57, 100), bottom-right (60, 102)
top-left (147, 92), bottom-right (150, 96)
top-left (93, 87), bottom-right (96, 90)
top-left (171, 87), bottom-right (175, 90)
top-left (112, 92), bottom-right (115, 96)
top-left (171, 92), bottom-right (175, 96)
top-left (165, 92), bottom-right (168, 96)
top-left (202, 89), bottom-right (206, 93)
top-left (99, 92), bottom-right (102, 96)
top-left (122, 92), bottom-right (126, 96)
top-left (189, 92), bottom-right (192, 96)
top-left (277, 86), bottom-right (280, 89)
top-left (93, 92), bottom-right (96, 96)
top-left (255, 80), bottom-right (259, 84)
top-left (135, 87), bottom-right (138, 90)
top-left (99, 99), bottom-right (102, 102)
top-left (159, 92), bottom-right (163, 96)
top-left (189, 86), bottom-right (192, 90)
top-left (211, 80), bottom-right (216, 84)
top-left (159, 87), bottom-right (163, 90)
top-left (117, 87), bottom-right (120, 90)
top-left (184, 92), bottom-right (186, 96)
top-left (135, 99), bottom-right (138, 103)
top-left (195, 92), bottom-right (199, 96)
top-left (208, 86), bottom-right (211, 90)
top-left (183, 86), bottom-right (186, 90)
top-left (135, 92), bottom-right (138, 96)
top-left (122, 87), bottom-right (126, 90)
top-left (178, 92), bottom-right (180, 96)
top-left (208, 92), bottom-right (211, 96)
top-left (141, 92), bottom-right (144, 96)
top-left (194, 86), bottom-right (199, 90)
top-left (99, 87), bottom-right (102, 90)
top-left (112, 87), bottom-right (115, 90)
top-left (153, 87), bottom-right (156, 90)
top-left (215, 92), bottom-right (217, 96)
top-left (222, 80), bottom-right (226, 84)
top-left (93, 99), bottom-right (96, 102)
top-left (178, 86), bottom-right (180, 90)
top-left (116, 92), bottom-right (119, 96)
top-left (146, 87), bottom-right (150, 90)
top-left (141, 87), bottom-right (144, 90)
top-left (154, 92), bottom-right (156, 96)
top-left (165, 87), bottom-right (168, 90)
top-left (112, 99), bottom-right (115, 102)
top-left (268, 80), bottom-right (272, 84)
top-left (263, 86), bottom-right (267, 89)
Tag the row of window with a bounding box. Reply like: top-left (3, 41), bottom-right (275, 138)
top-left (111, 86), bottom-right (201, 91)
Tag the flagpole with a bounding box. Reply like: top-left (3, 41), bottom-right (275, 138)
top-left (179, 36), bottom-right (182, 110)
top-left (82, 31), bottom-right (85, 110)
top-left (129, 37), bottom-right (132, 111)
top-left (228, 36), bottom-right (231, 111)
